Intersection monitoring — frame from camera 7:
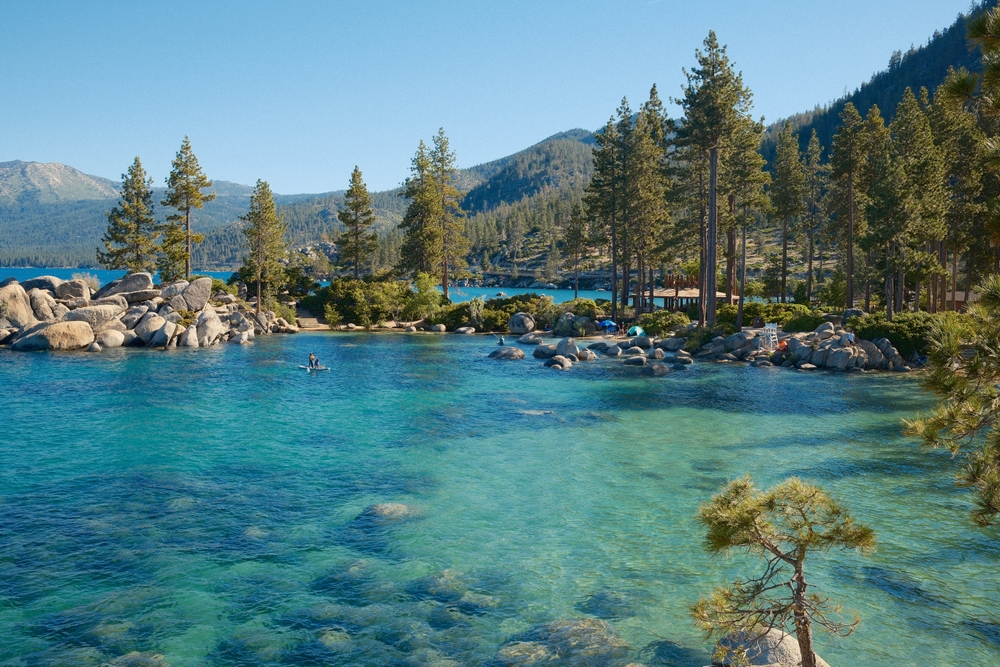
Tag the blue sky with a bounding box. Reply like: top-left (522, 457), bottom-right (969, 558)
top-left (0, 1), bottom-right (975, 193)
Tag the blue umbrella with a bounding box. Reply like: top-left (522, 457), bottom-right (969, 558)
top-left (598, 320), bottom-right (616, 329)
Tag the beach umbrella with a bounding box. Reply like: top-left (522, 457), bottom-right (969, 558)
top-left (598, 320), bottom-right (616, 329)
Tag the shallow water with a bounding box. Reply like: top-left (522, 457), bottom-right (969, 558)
top-left (0, 333), bottom-right (997, 666)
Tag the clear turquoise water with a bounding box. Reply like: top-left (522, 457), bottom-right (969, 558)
top-left (0, 333), bottom-right (997, 666)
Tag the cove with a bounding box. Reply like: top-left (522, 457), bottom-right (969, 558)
top-left (0, 332), bottom-right (997, 666)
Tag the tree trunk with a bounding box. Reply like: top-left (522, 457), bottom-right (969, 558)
top-left (864, 250), bottom-right (871, 313)
top-left (793, 571), bottom-right (818, 667)
top-left (806, 229), bottom-right (814, 302)
top-left (610, 216), bottom-right (618, 323)
top-left (965, 248), bottom-right (973, 304)
top-left (185, 207), bottom-right (192, 279)
top-left (780, 217), bottom-right (788, 303)
top-left (707, 146), bottom-right (719, 326)
top-left (574, 256), bottom-right (579, 300)
top-left (846, 174), bottom-right (855, 308)
top-left (726, 225), bottom-right (736, 304)
top-left (886, 245), bottom-right (894, 322)
top-left (256, 277), bottom-right (262, 315)
top-left (699, 163), bottom-right (707, 328)
top-left (951, 250), bottom-right (958, 311)
top-left (895, 248), bottom-right (904, 314)
top-left (649, 265), bottom-right (655, 314)
top-left (818, 241), bottom-right (824, 284)
top-left (737, 221), bottom-right (747, 330)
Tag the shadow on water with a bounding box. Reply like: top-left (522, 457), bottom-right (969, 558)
top-left (576, 589), bottom-right (638, 620)
top-left (965, 618), bottom-right (1000, 649)
top-left (310, 560), bottom-right (406, 607)
top-left (835, 564), bottom-right (952, 610)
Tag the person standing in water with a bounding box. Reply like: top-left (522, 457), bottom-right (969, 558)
top-left (308, 352), bottom-right (318, 369)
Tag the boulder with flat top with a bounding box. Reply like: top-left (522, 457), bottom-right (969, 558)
top-left (11, 321), bottom-right (94, 351)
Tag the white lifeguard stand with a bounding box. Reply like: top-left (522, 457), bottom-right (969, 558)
top-left (761, 323), bottom-right (779, 352)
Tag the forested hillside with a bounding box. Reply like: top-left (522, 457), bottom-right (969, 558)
top-left (761, 1), bottom-right (991, 161)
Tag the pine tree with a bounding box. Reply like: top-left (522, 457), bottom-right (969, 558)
top-left (240, 180), bottom-right (289, 314)
top-left (161, 136), bottom-right (215, 279)
top-left (337, 166), bottom-right (378, 279)
top-left (831, 103), bottom-right (866, 309)
top-left (802, 131), bottom-right (829, 302)
top-left (157, 223), bottom-right (189, 285)
top-left (692, 476), bottom-right (875, 667)
top-left (97, 157), bottom-right (159, 273)
top-left (584, 118), bottom-right (622, 321)
top-left (429, 128), bottom-right (468, 300)
top-left (563, 202), bottom-right (589, 299)
top-left (770, 123), bottom-right (807, 303)
top-left (398, 141), bottom-right (444, 277)
top-left (678, 32), bottom-right (753, 325)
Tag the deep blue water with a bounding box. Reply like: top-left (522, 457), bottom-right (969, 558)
top-left (0, 332), bottom-right (997, 666)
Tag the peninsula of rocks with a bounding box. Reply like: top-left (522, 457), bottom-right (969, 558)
top-left (0, 273), bottom-right (299, 352)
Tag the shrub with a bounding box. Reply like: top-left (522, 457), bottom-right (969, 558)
top-left (72, 272), bottom-right (100, 291)
top-left (302, 278), bottom-right (410, 327)
top-left (847, 310), bottom-right (962, 357)
top-left (718, 302), bottom-right (811, 327)
top-left (555, 298), bottom-right (600, 320)
top-left (271, 300), bottom-right (298, 324)
top-left (638, 310), bottom-right (690, 336)
top-left (784, 313), bottom-right (828, 333)
top-left (403, 273), bottom-right (446, 321)
top-left (210, 278), bottom-right (236, 296)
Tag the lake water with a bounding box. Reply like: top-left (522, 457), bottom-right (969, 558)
top-left (0, 333), bottom-right (997, 666)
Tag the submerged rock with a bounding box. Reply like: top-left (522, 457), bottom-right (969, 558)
top-left (358, 503), bottom-right (419, 521)
top-left (493, 618), bottom-right (629, 667)
top-left (489, 347), bottom-right (525, 360)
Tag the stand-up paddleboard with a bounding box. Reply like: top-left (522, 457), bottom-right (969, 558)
top-left (299, 365), bottom-right (331, 372)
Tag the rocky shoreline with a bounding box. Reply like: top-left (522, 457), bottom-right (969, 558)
top-left (0, 272), bottom-right (299, 352)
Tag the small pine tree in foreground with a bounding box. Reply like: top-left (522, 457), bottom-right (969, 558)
top-left (692, 476), bottom-right (875, 667)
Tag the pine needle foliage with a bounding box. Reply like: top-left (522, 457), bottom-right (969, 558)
top-left (905, 274), bottom-right (1000, 526)
top-left (161, 136), bottom-right (215, 279)
top-left (692, 476), bottom-right (876, 667)
top-left (240, 180), bottom-right (289, 314)
top-left (337, 166), bottom-right (378, 279)
top-left (97, 157), bottom-right (159, 273)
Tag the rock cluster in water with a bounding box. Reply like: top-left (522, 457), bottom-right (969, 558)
top-left (0, 273), bottom-right (299, 352)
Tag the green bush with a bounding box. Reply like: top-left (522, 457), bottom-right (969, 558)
top-left (847, 310), bottom-right (962, 357)
top-left (683, 324), bottom-right (736, 352)
top-left (555, 298), bottom-right (600, 320)
top-left (718, 302), bottom-right (811, 327)
top-left (210, 278), bottom-right (236, 296)
top-left (783, 313), bottom-right (828, 333)
top-left (302, 278), bottom-right (410, 327)
top-left (271, 300), bottom-right (298, 324)
top-left (403, 272), bottom-right (446, 321)
top-left (638, 311), bottom-right (690, 336)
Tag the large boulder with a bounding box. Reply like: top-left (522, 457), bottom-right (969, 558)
top-left (121, 305), bottom-right (149, 329)
top-left (489, 346), bottom-right (524, 360)
top-left (55, 279), bottom-right (91, 301)
top-left (178, 325), bottom-right (200, 348)
top-left (95, 330), bottom-right (125, 349)
top-left (65, 304), bottom-right (123, 330)
top-left (492, 618), bottom-right (629, 667)
top-left (555, 337), bottom-right (579, 357)
top-left (518, 333), bottom-right (543, 345)
top-left (28, 288), bottom-right (56, 321)
top-left (843, 308), bottom-right (866, 321)
top-left (134, 313), bottom-right (167, 345)
top-left (103, 272), bottom-right (154, 297)
top-left (160, 281), bottom-right (189, 299)
top-left (169, 295), bottom-right (189, 312)
top-left (91, 294), bottom-right (129, 311)
top-left (533, 344), bottom-right (558, 359)
top-left (19, 276), bottom-right (63, 292)
top-left (552, 312), bottom-right (578, 337)
top-left (508, 312), bottom-right (535, 334)
top-left (715, 629), bottom-right (829, 667)
top-left (631, 336), bottom-right (653, 349)
top-left (120, 289), bottom-right (161, 304)
top-left (624, 356), bottom-right (647, 366)
top-left (455, 326), bottom-right (476, 334)
top-left (196, 308), bottom-right (227, 346)
top-left (429, 323), bottom-right (447, 332)
top-left (856, 338), bottom-right (887, 370)
top-left (725, 331), bottom-right (755, 351)
top-left (814, 321), bottom-right (836, 340)
top-left (825, 347), bottom-right (853, 370)
top-left (0, 283), bottom-right (37, 329)
top-left (658, 337), bottom-right (687, 352)
top-left (149, 321), bottom-right (178, 348)
top-left (11, 321), bottom-right (94, 351)
top-left (644, 362), bottom-right (672, 376)
top-left (181, 277), bottom-right (213, 311)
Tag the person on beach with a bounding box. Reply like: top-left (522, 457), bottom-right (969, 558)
top-left (308, 352), bottom-right (318, 369)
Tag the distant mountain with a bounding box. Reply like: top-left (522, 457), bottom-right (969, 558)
top-left (0, 160), bottom-right (119, 204)
top-left (761, 1), bottom-right (991, 162)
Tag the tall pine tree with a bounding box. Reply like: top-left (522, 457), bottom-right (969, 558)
top-left (97, 157), bottom-right (159, 273)
top-left (802, 131), bottom-right (829, 302)
top-left (430, 128), bottom-right (468, 301)
top-left (161, 136), bottom-right (215, 279)
top-left (398, 141), bottom-right (443, 278)
top-left (240, 180), bottom-right (289, 314)
top-left (770, 123), bottom-right (807, 303)
top-left (831, 103), bottom-right (867, 309)
top-left (337, 166), bottom-right (377, 279)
